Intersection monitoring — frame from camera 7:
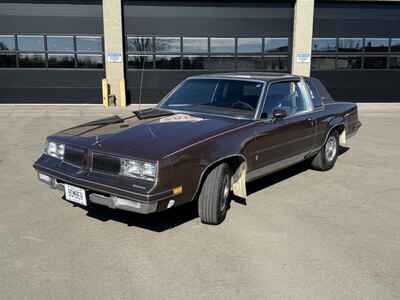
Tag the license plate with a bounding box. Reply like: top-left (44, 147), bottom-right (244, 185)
top-left (65, 184), bottom-right (87, 206)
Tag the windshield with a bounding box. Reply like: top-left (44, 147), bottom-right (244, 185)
top-left (160, 78), bottom-right (264, 118)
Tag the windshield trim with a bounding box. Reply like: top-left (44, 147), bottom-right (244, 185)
top-left (158, 77), bottom-right (266, 120)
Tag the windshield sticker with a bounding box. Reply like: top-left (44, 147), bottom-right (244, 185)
top-left (159, 114), bottom-right (205, 123)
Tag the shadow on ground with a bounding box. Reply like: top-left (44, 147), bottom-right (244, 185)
top-left (82, 147), bottom-right (350, 232)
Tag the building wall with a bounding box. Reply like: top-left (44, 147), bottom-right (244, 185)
top-left (312, 2), bottom-right (400, 102)
top-left (0, 0), bottom-right (104, 103)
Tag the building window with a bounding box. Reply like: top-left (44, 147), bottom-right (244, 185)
top-left (206, 56), bottom-right (235, 70)
top-left (311, 57), bottom-right (336, 70)
top-left (0, 35), bottom-right (16, 51)
top-left (155, 55), bottom-right (181, 69)
top-left (263, 56), bottom-right (288, 71)
top-left (155, 37), bottom-right (181, 53)
top-left (17, 35), bottom-right (45, 51)
top-left (264, 38), bottom-right (289, 53)
top-left (76, 36), bottom-right (102, 53)
top-left (0, 53), bottom-right (17, 68)
top-left (364, 38), bottom-right (389, 52)
top-left (47, 36), bottom-right (74, 52)
top-left (210, 38), bottom-right (235, 54)
top-left (48, 54), bottom-right (75, 68)
top-left (363, 56), bottom-right (387, 69)
top-left (18, 53), bottom-right (46, 68)
top-left (182, 55), bottom-right (207, 69)
top-left (391, 39), bottom-right (400, 52)
top-left (127, 37), bottom-right (153, 53)
top-left (337, 56), bottom-right (362, 70)
top-left (127, 55), bottom-right (153, 69)
top-left (312, 38), bottom-right (336, 52)
top-left (236, 56), bottom-right (264, 70)
top-left (182, 38), bottom-right (208, 54)
top-left (338, 38), bottom-right (363, 52)
top-left (237, 38), bottom-right (262, 54)
top-left (389, 56), bottom-right (400, 69)
top-left (77, 54), bottom-right (103, 69)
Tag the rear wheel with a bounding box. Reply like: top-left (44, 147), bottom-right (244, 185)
top-left (198, 163), bottom-right (231, 225)
top-left (311, 130), bottom-right (339, 171)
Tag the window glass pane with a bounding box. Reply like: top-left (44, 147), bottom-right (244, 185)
top-left (0, 35), bottom-right (15, 51)
top-left (237, 38), bottom-right (262, 53)
top-left (337, 56), bottom-right (362, 70)
top-left (206, 56), bottom-right (235, 69)
top-left (48, 54), bottom-right (75, 68)
top-left (127, 55), bottom-right (153, 69)
top-left (155, 37), bottom-right (180, 53)
top-left (0, 53), bottom-right (17, 67)
top-left (210, 38), bottom-right (235, 53)
top-left (364, 38), bottom-right (389, 52)
top-left (18, 53), bottom-right (46, 67)
top-left (77, 54), bottom-right (103, 68)
top-left (263, 56), bottom-right (288, 71)
top-left (236, 56), bottom-right (264, 70)
top-left (17, 35), bottom-right (44, 51)
top-left (183, 38), bottom-right (208, 53)
top-left (312, 38), bottom-right (336, 52)
top-left (363, 56), bottom-right (387, 69)
top-left (338, 38), bottom-right (363, 52)
top-left (127, 37), bottom-right (153, 53)
top-left (155, 55), bottom-right (180, 69)
top-left (389, 57), bottom-right (400, 69)
top-left (311, 57), bottom-right (336, 70)
top-left (263, 82), bottom-right (306, 118)
top-left (264, 38), bottom-right (289, 53)
top-left (182, 55), bottom-right (207, 69)
top-left (76, 36), bottom-right (102, 53)
top-left (47, 36), bottom-right (74, 52)
top-left (305, 79), bottom-right (323, 108)
top-left (391, 39), bottom-right (400, 52)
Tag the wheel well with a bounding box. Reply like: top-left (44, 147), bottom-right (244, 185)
top-left (193, 155), bottom-right (246, 201)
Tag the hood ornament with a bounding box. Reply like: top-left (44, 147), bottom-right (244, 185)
top-left (92, 135), bottom-right (102, 148)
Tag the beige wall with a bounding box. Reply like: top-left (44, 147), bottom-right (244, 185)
top-left (291, 0), bottom-right (315, 77)
top-left (102, 0), bottom-right (126, 106)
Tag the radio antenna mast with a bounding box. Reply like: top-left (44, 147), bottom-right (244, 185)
top-left (137, 54), bottom-right (145, 112)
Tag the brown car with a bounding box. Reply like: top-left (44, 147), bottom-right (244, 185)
top-left (34, 73), bottom-right (361, 225)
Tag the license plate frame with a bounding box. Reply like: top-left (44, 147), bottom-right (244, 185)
top-left (64, 184), bottom-right (87, 206)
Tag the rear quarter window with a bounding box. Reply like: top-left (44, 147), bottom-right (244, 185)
top-left (305, 79), bottom-right (323, 108)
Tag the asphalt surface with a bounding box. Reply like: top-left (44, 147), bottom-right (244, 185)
top-left (0, 104), bottom-right (399, 299)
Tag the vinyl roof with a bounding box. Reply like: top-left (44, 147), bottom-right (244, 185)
top-left (190, 72), bottom-right (300, 82)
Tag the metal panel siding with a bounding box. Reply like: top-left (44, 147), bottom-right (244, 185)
top-left (124, 1), bottom-right (294, 104)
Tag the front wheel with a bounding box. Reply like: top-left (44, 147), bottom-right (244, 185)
top-left (198, 163), bottom-right (231, 225)
top-left (310, 131), bottom-right (339, 171)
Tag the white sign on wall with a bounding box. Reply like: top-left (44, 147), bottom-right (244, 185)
top-left (296, 53), bottom-right (311, 64)
top-left (107, 52), bottom-right (123, 63)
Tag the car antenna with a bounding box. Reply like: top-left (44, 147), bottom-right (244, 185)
top-left (137, 52), bottom-right (145, 112)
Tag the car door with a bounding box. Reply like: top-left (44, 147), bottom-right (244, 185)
top-left (248, 80), bottom-right (317, 180)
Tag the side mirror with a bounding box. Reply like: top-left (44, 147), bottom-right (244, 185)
top-left (272, 108), bottom-right (288, 119)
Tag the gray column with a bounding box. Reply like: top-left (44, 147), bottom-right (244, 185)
top-left (291, 0), bottom-right (315, 77)
top-left (102, 0), bottom-right (126, 107)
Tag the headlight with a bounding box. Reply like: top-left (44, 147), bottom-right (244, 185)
top-left (45, 141), bottom-right (65, 160)
top-left (120, 159), bottom-right (157, 181)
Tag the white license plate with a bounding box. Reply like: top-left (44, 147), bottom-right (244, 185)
top-left (65, 184), bottom-right (87, 206)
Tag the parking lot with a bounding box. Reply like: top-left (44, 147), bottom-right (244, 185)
top-left (0, 104), bottom-right (399, 299)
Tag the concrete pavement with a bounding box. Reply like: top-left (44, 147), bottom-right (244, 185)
top-left (0, 104), bottom-right (399, 299)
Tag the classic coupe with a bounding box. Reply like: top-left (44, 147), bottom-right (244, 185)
top-left (34, 73), bottom-right (361, 225)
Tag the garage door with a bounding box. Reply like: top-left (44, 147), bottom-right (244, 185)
top-left (0, 1), bottom-right (104, 104)
top-left (124, 1), bottom-right (294, 104)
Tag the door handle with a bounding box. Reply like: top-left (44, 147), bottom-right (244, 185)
top-left (307, 118), bottom-right (316, 126)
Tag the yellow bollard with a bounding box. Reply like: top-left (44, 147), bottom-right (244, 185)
top-left (120, 79), bottom-right (127, 108)
top-left (102, 79), bottom-right (109, 107)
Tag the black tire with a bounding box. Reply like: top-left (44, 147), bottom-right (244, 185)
top-left (311, 130), bottom-right (339, 171)
top-left (198, 163), bottom-right (232, 225)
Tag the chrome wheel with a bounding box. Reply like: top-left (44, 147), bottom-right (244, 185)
top-left (220, 175), bottom-right (230, 212)
top-left (325, 135), bottom-right (337, 162)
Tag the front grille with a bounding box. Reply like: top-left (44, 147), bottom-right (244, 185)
top-left (64, 145), bottom-right (86, 167)
top-left (92, 153), bottom-right (120, 175)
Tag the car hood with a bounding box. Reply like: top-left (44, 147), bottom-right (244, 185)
top-left (51, 111), bottom-right (250, 160)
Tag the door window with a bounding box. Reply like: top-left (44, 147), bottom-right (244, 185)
top-left (262, 81), bottom-right (309, 119)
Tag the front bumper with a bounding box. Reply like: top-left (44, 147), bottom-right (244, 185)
top-left (34, 162), bottom-right (177, 214)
